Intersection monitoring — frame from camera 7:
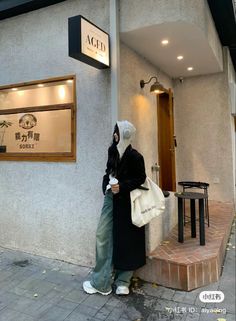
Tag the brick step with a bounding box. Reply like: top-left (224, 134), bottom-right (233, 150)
top-left (136, 201), bottom-right (235, 291)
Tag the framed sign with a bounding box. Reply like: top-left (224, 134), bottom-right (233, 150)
top-left (68, 15), bottom-right (110, 69)
top-left (0, 75), bottom-right (76, 162)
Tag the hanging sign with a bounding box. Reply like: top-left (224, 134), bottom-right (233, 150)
top-left (68, 15), bottom-right (110, 69)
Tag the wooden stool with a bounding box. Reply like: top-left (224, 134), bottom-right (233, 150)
top-left (178, 181), bottom-right (210, 227)
top-left (175, 192), bottom-right (208, 246)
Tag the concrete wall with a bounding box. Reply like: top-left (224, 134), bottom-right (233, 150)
top-left (119, 43), bottom-right (177, 252)
top-left (0, 0), bottom-right (111, 266)
top-left (119, 43), bottom-right (172, 176)
top-left (174, 71), bottom-right (235, 202)
top-left (225, 49), bottom-right (236, 202)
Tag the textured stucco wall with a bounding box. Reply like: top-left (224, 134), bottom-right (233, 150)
top-left (119, 43), bottom-right (177, 252)
top-left (119, 43), bottom-right (172, 176)
top-left (120, 0), bottom-right (223, 71)
top-left (174, 72), bottom-right (235, 202)
top-left (0, 0), bottom-right (111, 266)
top-left (225, 49), bottom-right (236, 202)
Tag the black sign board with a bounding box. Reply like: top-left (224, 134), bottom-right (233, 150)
top-left (68, 15), bottom-right (110, 69)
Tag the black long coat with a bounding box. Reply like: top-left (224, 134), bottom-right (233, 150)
top-left (103, 145), bottom-right (146, 271)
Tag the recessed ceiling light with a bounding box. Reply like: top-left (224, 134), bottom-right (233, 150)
top-left (177, 56), bottom-right (184, 60)
top-left (37, 84), bottom-right (44, 87)
top-left (187, 67), bottom-right (194, 71)
top-left (66, 79), bottom-right (73, 83)
top-left (161, 39), bottom-right (169, 45)
top-left (11, 88), bottom-right (17, 91)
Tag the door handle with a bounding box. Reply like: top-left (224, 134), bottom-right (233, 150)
top-left (151, 164), bottom-right (160, 172)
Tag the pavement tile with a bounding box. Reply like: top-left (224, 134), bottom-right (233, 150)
top-left (0, 302), bottom-right (7, 312)
top-left (198, 312), bottom-right (227, 321)
top-left (142, 283), bottom-right (165, 298)
top-left (161, 288), bottom-right (176, 300)
top-left (8, 286), bottom-right (29, 297)
top-left (0, 278), bottom-right (25, 291)
top-left (72, 303), bottom-right (98, 317)
top-left (0, 291), bottom-right (21, 309)
top-left (225, 313), bottom-right (236, 321)
top-left (37, 305), bottom-right (72, 321)
top-left (31, 302), bottom-right (57, 319)
top-left (105, 306), bottom-right (126, 320)
top-left (82, 293), bottom-right (110, 309)
top-left (107, 295), bottom-right (128, 308)
top-left (64, 312), bottom-right (91, 321)
top-left (8, 296), bottom-right (47, 315)
top-left (126, 305), bottom-right (143, 320)
top-left (64, 289), bottom-right (88, 303)
top-left (94, 305), bottom-right (113, 319)
top-left (0, 270), bottom-right (13, 282)
top-left (17, 278), bottom-right (57, 295)
top-left (51, 283), bottom-right (76, 294)
top-left (172, 290), bottom-right (187, 302)
top-left (44, 270), bottom-right (75, 285)
top-left (185, 312), bottom-right (200, 321)
top-left (56, 298), bottom-right (79, 310)
top-left (153, 298), bottom-right (178, 312)
top-left (0, 308), bottom-right (35, 321)
top-left (212, 299), bottom-right (235, 315)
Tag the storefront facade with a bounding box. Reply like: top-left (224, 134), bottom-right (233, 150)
top-left (0, 0), bottom-right (235, 268)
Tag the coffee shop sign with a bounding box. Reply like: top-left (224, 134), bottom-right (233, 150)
top-left (69, 15), bottom-right (110, 69)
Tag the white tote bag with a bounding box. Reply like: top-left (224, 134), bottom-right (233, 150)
top-left (130, 177), bottom-right (166, 227)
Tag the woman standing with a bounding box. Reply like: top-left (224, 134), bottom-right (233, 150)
top-left (83, 120), bottom-right (146, 295)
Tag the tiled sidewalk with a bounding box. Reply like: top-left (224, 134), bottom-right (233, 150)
top-left (0, 220), bottom-right (235, 321)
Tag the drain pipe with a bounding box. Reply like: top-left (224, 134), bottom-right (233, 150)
top-left (110, 0), bottom-right (120, 126)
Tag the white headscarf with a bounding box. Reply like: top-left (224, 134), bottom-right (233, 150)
top-left (116, 120), bottom-right (136, 158)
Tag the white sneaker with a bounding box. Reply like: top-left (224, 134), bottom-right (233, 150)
top-left (115, 285), bottom-right (129, 295)
top-left (83, 281), bottom-right (112, 295)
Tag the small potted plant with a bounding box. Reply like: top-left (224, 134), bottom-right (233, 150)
top-left (0, 120), bottom-right (12, 153)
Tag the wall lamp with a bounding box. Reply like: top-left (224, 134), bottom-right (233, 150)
top-left (140, 76), bottom-right (165, 94)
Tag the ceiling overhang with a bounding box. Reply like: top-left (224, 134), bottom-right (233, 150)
top-left (0, 0), bottom-right (66, 20)
top-left (121, 21), bottom-right (223, 79)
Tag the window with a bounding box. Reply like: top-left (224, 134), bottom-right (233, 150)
top-left (0, 75), bottom-right (76, 161)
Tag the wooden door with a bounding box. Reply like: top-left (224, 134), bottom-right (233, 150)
top-left (157, 89), bottom-right (176, 191)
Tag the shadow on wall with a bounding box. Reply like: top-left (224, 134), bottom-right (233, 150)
top-left (130, 94), bottom-right (158, 176)
top-left (132, 94), bottom-right (153, 122)
top-left (145, 193), bottom-right (177, 253)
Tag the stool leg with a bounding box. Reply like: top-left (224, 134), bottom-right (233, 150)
top-left (204, 188), bottom-right (210, 227)
top-left (178, 198), bottom-right (184, 243)
top-left (183, 187), bottom-right (186, 226)
top-left (190, 199), bottom-right (196, 238)
top-left (199, 199), bottom-right (205, 246)
top-left (206, 196), bottom-right (210, 227)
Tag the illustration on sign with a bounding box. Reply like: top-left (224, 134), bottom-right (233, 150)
top-left (19, 114), bottom-right (37, 129)
top-left (16, 114), bottom-right (40, 150)
top-left (0, 120), bottom-right (12, 153)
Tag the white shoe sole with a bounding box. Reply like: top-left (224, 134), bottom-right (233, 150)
top-left (83, 281), bottom-right (112, 295)
top-left (115, 286), bottom-right (129, 295)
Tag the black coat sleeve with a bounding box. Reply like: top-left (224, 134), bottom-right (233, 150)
top-left (102, 173), bottom-right (109, 195)
top-left (119, 153), bottom-right (146, 193)
top-left (102, 149), bottom-right (110, 195)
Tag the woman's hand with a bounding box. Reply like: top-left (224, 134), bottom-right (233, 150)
top-left (111, 184), bottom-right (120, 194)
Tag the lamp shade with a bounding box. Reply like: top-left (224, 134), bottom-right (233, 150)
top-left (150, 81), bottom-right (165, 94)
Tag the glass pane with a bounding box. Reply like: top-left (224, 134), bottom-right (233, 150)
top-left (0, 109), bottom-right (71, 153)
top-left (0, 80), bottom-right (73, 110)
